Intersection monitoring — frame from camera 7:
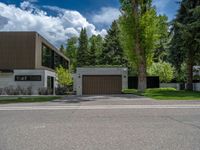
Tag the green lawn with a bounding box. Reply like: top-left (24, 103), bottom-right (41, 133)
top-left (122, 88), bottom-right (200, 100)
top-left (0, 96), bottom-right (61, 104)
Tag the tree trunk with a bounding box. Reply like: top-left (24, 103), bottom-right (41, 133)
top-left (135, 34), bottom-right (147, 92)
top-left (186, 57), bottom-right (193, 91)
top-left (138, 58), bottom-right (147, 92)
top-left (131, 0), bottom-right (147, 92)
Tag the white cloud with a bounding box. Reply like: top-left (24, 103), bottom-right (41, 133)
top-left (92, 7), bottom-right (121, 25)
top-left (0, 2), bottom-right (106, 47)
top-left (152, 0), bottom-right (171, 15)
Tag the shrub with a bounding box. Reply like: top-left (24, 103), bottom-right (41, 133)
top-left (145, 88), bottom-right (177, 93)
top-left (147, 62), bottom-right (175, 83)
top-left (38, 87), bottom-right (49, 95)
top-left (1, 86), bottom-right (33, 95)
top-left (55, 66), bottom-right (73, 87)
top-left (55, 86), bottom-right (67, 95)
top-left (0, 88), bottom-right (4, 95)
top-left (122, 89), bottom-right (138, 94)
top-left (55, 85), bottom-right (73, 95)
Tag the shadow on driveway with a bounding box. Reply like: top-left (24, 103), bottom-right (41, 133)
top-left (53, 94), bottom-right (150, 104)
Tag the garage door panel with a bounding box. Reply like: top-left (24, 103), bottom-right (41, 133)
top-left (83, 75), bottom-right (122, 95)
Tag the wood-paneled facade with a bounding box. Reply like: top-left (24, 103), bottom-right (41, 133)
top-left (0, 32), bottom-right (69, 71)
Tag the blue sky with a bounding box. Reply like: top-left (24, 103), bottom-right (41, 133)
top-left (0, 0), bottom-right (180, 47)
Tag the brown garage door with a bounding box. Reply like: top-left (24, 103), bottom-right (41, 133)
top-left (83, 75), bottom-right (122, 95)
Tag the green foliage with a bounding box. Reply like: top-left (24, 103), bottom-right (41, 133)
top-left (119, 0), bottom-right (163, 67)
top-left (193, 67), bottom-right (200, 80)
top-left (170, 0), bottom-right (200, 88)
top-left (143, 88), bottom-right (200, 100)
top-left (174, 63), bottom-right (187, 82)
top-left (0, 96), bottom-right (61, 104)
top-left (154, 15), bottom-right (169, 62)
top-left (122, 89), bottom-right (139, 94)
top-left (60, 44), bottom-right (65, 54)
top-left (123, 88), bottom-right (200, 100)
top-left (118, 8), bottom-right (136, 68)
top-left (140, 8), bottom-right (162, 66)
top-left (94, 35), bottom-right (104, 65)
top-left (101, 21), bottom-right (127, 66)
top-left (119, 0), bottom-right (168, 91)
top-left (89, 36), bottom-right (97, 65)
top-left (147, 62), bottom-right (175, 83)
top-left (65, 37), bottom-right (78, 72)
top-left (77, 28), bottom-right (89, 67)
top-left (145, 88), bottom-right (177, 93)
top-left (55, 66), bottom-right (73, 87)
top-left (88, 35), bottom-right (104, 65)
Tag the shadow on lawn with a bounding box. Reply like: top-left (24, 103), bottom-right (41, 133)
top-left (145, 90), bottom-right (200, 100)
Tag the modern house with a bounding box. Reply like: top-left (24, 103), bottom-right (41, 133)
top-left (0, 32), bottom-right (70, 95)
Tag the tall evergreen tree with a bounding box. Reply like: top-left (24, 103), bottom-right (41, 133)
top-left (89, 35), bottom-right (103, 65)
top-left (96, 35), bottom-right (104, 65)
top-left (65, 37), bottom-right (78, 72)
top-left (59, 44), bottom-right (65, 54)
top-left (170, 0), bottom-right (200, 90)
top-left (89, 35), bottom-right (97, 65)
top-left (77, 28), bottom-right (89, 67)
top-left (101, 21), bottom-right (125, 66)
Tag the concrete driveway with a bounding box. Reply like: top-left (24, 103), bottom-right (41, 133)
top-left (0, 95), bottom-right (200, 150)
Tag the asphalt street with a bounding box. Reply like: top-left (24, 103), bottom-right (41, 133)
top-left (0, 95), bottom-right (200, 150)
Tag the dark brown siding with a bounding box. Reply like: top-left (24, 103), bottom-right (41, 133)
top-left (83, 75), bottom-right (122, 95)
top-left (0, 32), bottom-right (36, 70)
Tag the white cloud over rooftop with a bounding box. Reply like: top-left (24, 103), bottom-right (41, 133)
top-left (0, 2), bottom-right (107, 47)
top-left (92, 7), bottom-right (121, 25)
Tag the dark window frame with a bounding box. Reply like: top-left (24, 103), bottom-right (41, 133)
top-left (41, 43), bottom-right (69, 70)
top-left (15, 75), bottom-right (42, 81)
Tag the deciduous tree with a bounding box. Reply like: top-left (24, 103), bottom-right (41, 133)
top-left (119, 0), bottom-right (162, 91)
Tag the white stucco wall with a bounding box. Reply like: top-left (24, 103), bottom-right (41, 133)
top-left (14, 70), bottom-right (45, 94)
top-left (193, 83), bottom-right (200, 91)
top-left (0, 73), bottom-right (15, 88)
top-left (0, 69), bottom-right (56, 95)
top-left (72, 73), bottom-right (77, 92)
top-left (75, 67), bottom-right (128, 95)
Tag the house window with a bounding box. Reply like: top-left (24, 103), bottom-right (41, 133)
top-left (15, 75), bottom-right (42, 81)
top-left (42, 44), bottom-right (54, 69)
top-left (42, 43), bottom-right (69, 70)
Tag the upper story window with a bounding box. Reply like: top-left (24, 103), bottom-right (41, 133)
top-left (42, 44), bottom-right (54, 69)
top-left (42, 44), bottom-right (69, 70)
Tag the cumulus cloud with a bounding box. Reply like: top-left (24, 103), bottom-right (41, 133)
top-left (0, 2), bottom-right (106, 47)
top-left (152, 0), bottom-right (171, 15)
top-left (152, 0), bottom-right (180, 20)
top-left (92, 7), bottom-right (121, 25)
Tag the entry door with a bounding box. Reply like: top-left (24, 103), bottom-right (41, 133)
top-left (47, 76), bottom-right (54, 94)
top-left (82, 75), bottom-right (122, 95)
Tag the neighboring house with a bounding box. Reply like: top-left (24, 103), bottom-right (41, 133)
top-left (193, 66), bottom-right (200, 79)
top-left (0, 32), bottom-right (70, 95)
top-left (193, 66), bottom-right (200, 91)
